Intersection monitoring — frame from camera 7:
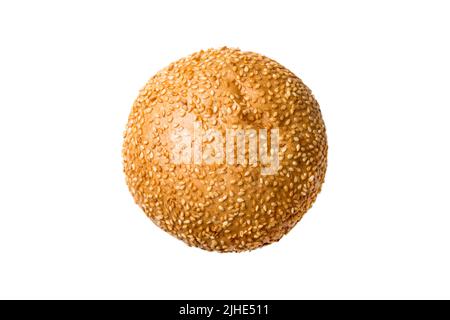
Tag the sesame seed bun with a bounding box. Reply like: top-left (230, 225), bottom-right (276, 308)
top-left (123, 47), bottom-right (327, 252)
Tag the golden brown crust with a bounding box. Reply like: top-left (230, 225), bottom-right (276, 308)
top-left (123, 47), bottom-right (327, 252)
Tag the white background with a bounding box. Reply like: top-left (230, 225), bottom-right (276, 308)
top-left (0, 0), bottom-right (449, 299)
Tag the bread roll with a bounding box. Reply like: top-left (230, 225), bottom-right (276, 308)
top-left (123, 47), bottom-right (327, 252)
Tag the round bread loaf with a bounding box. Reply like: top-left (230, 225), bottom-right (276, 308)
top-left (123, 47), bottom-right (327, 252)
